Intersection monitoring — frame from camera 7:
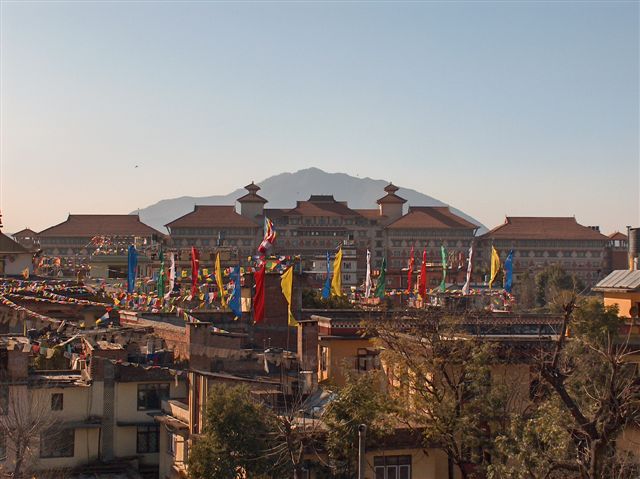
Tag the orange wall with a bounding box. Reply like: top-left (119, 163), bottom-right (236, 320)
top-left (603, 291), bottom-right (640, 318)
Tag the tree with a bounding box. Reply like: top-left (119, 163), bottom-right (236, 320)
top-left (322, 372), bottom-right (392, 478)
top-left (372, 312), bottom-right (520, 479)
top-left (0, 387), bottom-right (59, 478)
top-left (490, 297), bottom-right (640, 479)
top-left (187, 384), bottom-right (274, 479)
top-left (534, 265), bottom-right (584, 308)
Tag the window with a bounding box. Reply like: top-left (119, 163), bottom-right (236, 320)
top-left (137, 425), bottom-right (160, 453)
top-left (167, 431), bottom-right (177, 456)
top-left (320, 347), bottom-right (328, 372)
top-left (374, 455), bottom-right (411, 479)
top-left (40, 427), bottom-right (74, 458)
top-left (51, 393), bottom-right (63, 411)
top-left (137, 383), bottom-right (170, 410)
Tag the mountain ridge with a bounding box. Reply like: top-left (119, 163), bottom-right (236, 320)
top-left (133, 168), bottom-right (486, 233)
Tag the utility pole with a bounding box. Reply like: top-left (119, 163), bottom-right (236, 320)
top-left (358, 424), bottom-right (367, 479)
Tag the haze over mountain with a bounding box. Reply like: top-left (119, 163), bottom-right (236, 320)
top-left (134, 168), bottom-right (486, 234)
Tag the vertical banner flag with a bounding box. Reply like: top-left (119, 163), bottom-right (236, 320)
top-left (321, 252), bottom-right (332, 299)
top-left (166, 252), bottom-right (176, 298)
top-left (407, 246), bottom-right (415, 293)
top-left (489, 246), bottom-right (501, 288)
top-left (365, 249), bottom-right (372, 298)
top-left (157, 249), bottom-right (165, 298)
top-left (127, 245), bottom-right (137, 293)
top-left (280, 266), bottom-right (298, 326)
top-left (229, 266), bottom-right (242, 318)
top-left (331, 246), bottom-right (343, 297)
top-left (258, 217), bottom-right (277, 254)
top-left (418, 249), bottom-right (427, 299)
top-left (462, 244), bottom-right (474, 296)
top-left (504, 250), bottom-right (514, 293)
top-left (215, 252), bottom-right (227, 307)
top-left (191, 247), bottom-right (200, 297)
top-left (253, 264), bottom-right (266, 323)
top-left (375, 257), bottom-right (387, 299)
top-left (440, 245), bottom-right (447, 292)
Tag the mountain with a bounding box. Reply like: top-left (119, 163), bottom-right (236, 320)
top-left (134, 167), bottom-right (486, 233)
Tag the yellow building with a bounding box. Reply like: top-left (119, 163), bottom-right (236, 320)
top-left (593, 269), bottom-right (640, 318)
top-left (0, 338), bottom-right (186, 477)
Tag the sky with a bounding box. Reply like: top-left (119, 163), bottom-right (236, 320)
top-left (1, 1), bottom-right (638, 235)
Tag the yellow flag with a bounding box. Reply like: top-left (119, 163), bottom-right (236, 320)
top-left (215, 253), bottom-right (227, 307)
top-left (280, 266), bottom-right (298, 326)
top-left (489, 246), bottom-right (501, 288)
top-left (331, 246), bottom-right (343, 297)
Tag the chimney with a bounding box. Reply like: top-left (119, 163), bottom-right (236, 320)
top-left (297, 318), bottom-right (319, 393)
top-left (628, 226), bottom-right (639, 270)
top-left (237, 182), bottom-right (268, 221)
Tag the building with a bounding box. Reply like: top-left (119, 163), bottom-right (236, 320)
top-left (165, 182), bottom-right (479, 291)
top-left (12, 228), bottom-right (39, 250)
top-left (593, 269), bottom-right (640, 318)
top-left (479, 216), bottom-right (609, 286)
top-left (0, 336), bottom-right (186, 477)
top-left (606, 232), bottom-right (629, 271)
top-left (36, 214), bottom-right (164, 278)
top-left (0, 232), bottom-right (33, 276)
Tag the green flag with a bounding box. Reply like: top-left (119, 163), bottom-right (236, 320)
top-left (157, 249), bottom-right (165, 298)
top-left (375, 257), bottom-right (387, 299)
top-left (440, 245), bottom-right (447, 292)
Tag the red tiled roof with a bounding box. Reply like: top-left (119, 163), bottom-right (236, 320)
top-left (0, 232), bottom-right (30, 253)
top-left (39, 215), bottom-right (163, 237)
top-left (12, 228), bottom-right (37, 236)
top-left (166, 206), bottom-right (259, 229)
top-left (608, 231), bottom-right (628, 240)
top-left (354, 209), bottom-right (384, 220)
top-left (376, 193), bottom-right (407, 204)
top-left (483, 217), bottom-right (608, 241)
top-left (386, 207), bottom-right (477, 230)
top-left (287, 197), bottom-right (361, 217)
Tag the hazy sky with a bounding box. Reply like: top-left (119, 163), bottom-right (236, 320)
top-left (1, 1), bottom-right (638, 234)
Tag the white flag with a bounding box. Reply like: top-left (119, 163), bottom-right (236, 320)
top-left (365, 249), bottom-right (372, 298)
top-left (165, 252), bottom-right (176, 298)
top-left (462, 245), bottom-right (474, 296)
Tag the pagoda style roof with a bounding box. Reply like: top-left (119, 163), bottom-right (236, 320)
top-left (237, 182), bottom-right (268, 204)
top-left (0, 232), bottom-right (31, 254)
top-left (38, 215), bottom-right (163, 238)
top-left (386, 206), bottom-right (477, 230)
top-left (482, 217), bottom-right (608, 241)
top-left (166, 206), bottom-right (259, 229)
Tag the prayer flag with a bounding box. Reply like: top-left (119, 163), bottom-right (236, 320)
top-left (258, 217), bottom-right (277, 254)
top-left (331, 246), bottom-right (343, 297)
top-left (440, 245), bottom-right (447, 292)
top-left (462, 244), bottom-right (474, 296)
top-left (407, 246), bottom-right (415, 293)
top-left (504, 250), bottom-right (514, 293)
top-left (489, 246), bottom-right (501, 288)
top-left (321, 252), bottom-right (331, 299)
top-left (215, 252), bottom-right (227, 307)
top-left (375, 257), bottom-right (387, 299)
top-left (229, 266), bottom-right (242, 318)
top-left (365, 249), bottom-right (372, 298)
top-left (280, 266), bottom-right (297, 326)
top-left (191, 247), bottom-right (200, 296)
top-left (253, 264), bottom-right (266, 323)
top-left (127, 245), bottom-right (137, 293)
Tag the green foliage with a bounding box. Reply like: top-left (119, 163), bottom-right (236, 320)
top-left (322, 372), bottom-right (392, 478)
top-left (488, 401), bottom-right (577, 479)
top-left (188, 384), bottom-right (274, 479)
top-left (302, 289), bottom-right (352, 309)
top-left (571, 297), bottom-right (621, 345)
top-left (534, 265), bottom-right (584, 308)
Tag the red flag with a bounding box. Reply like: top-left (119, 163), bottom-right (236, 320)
top-left (258, 217), bottom-right (277, 254)
top-left (253, 264), bottom-right (266, 323)
top-left (418, 249), bottom-right (427, 299)
top-left (407, 246), bottom-right (415, 293)
top-left (191, 247), bottom-right (200, 296)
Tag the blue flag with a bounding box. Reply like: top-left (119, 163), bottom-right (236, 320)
top-left (127, 245), bottom-right (137, 293)
top-left (321, 252), bottom-right (332, 299)
top-left (229, 266), bottom-right (242, 318)
top-left (504, 250), bottom-right (514, 293)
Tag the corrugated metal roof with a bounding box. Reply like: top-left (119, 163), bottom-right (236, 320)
top-left (593, 270), bottom-right (640, 291)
